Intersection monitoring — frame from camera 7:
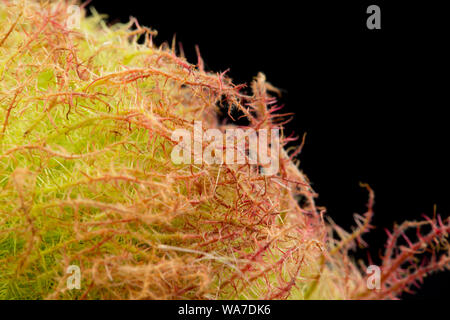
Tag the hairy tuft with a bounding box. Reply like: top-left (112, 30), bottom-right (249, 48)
top-left (0, 0), bottom-right (448, 300)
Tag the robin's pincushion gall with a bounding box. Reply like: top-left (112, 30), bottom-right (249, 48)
top-left (0, 0), bottom-right (448, 299)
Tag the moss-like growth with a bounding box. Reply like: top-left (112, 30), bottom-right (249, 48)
top-left (0, 0), bottom-right (448, 300)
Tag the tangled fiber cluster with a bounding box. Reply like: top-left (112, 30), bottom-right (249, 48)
top-left (0, 0), bottom-right (448, 300)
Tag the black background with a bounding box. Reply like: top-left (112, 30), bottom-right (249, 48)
top-left (85, 0), bottom-right (449, 299)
